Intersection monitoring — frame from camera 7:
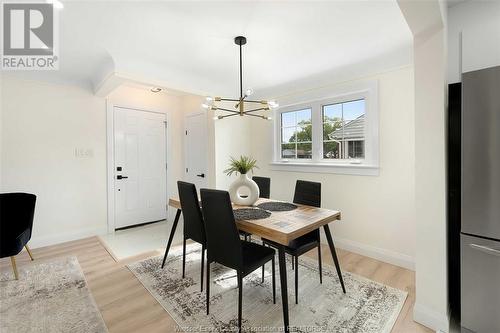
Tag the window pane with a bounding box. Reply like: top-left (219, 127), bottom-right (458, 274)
top-left (323, 103), bottom-right (342, 121)
top-left (348, 140), bottom-right (365, 158)
top-left (343, 99), bottom-right (365, 121)
top-left (295, 124), bottom-right (312, 142)
top-left (281, 111), bottom-right (295, 127)
top-left (323, 119), bottom-right (343, 140)
top-left (296, 109), bottom-right (312, 126)
top-left (296, 143), bottom-right (312, 159)
top-left (323, 141), bottom-right (341, 159)
top-left (281, 143), bottom-right (296, 159)
top-left (282, 127), bottom-right (296, 143)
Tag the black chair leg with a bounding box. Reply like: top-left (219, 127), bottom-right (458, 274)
top-left (272, 256), bottom-right (276, 304)
top-left (182, 237), bottom-right (187, 278)
top-left (237, 271), bottom-right (243, 333)
top-left (294, 255), bottom-right (298, 304)
top-left (200, 245), bottom-right (205, 292)
top-left (206, 261), bottom-right (211, 315)
top-left (318, 244), bottom-right (323, 284)
top-left (261, 264), bottom-right (265, 283)
top-left (291, 255), bottom-right (294, 270)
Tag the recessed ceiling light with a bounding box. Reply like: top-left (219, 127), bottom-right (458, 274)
top-left (151, 87), bottom-right (162, 93)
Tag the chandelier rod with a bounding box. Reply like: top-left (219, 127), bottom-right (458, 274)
top-left (239, 41), bottom-right (243, 100)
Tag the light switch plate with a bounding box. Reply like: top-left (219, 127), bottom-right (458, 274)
top-left (75, 148), bottom-right (94, 158)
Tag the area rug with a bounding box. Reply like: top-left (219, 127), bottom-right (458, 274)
top-left (0, 256), bottom-right (107, 333)
top-left (128, 244), bottom-right (407, 333)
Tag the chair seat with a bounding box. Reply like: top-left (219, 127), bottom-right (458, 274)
top-left (263, 230), bottom-right (319, 257)
top-left (241, 241), bottom-right (275, 275)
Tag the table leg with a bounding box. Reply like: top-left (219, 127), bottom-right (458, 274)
top-left (323, 224), bottom-right (346, 293)
top-left (277, 245), bottom-right (290, 333)
top-left (161, 209), bottom-right (181, 269)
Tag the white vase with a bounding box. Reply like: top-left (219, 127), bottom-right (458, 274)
top-left (228, 174), bottom-right (260, 206)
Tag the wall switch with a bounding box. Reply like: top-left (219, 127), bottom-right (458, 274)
top-left (75, 148), bottom-right (94, 158)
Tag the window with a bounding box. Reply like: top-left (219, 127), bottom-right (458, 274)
top-left (272, 82), bottom-right (379, 176)
top-left (281, 108), bottom-right (312, 159)
top-left (322, 99), bottom-right (365, 160)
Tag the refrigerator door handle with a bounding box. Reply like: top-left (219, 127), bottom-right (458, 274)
top-left (469, 243), bottom-right (500, 257)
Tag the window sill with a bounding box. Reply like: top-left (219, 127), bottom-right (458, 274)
top-left (269, 161), bottom-right (379, 176)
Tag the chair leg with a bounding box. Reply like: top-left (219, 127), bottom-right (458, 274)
top-left (10, 256), bottom-right (19, 280)
top-left (261, 264), bottom-right (265, 283)
top-left (291, 255), bottom-right (294, 270)
top-left (318, 244), bottom-right (323, 284)
top-left (182, 237), bottom-right (186, 278)
top-left (237, 271), bottom-right (243, 333)
top-left (206, 261), bottom-right (211, 315)
top-left (271, 256), bottom-right (276, 304)
top-left (294, 255), bottom-right (298, 304)
top-left (200, 245), bottom-right (205, 292)
top-left (25, 245), bottom-right (34, 261)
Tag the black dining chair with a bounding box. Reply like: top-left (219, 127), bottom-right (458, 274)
top-left (0, 193), bottom-right (37, 280)
top-left (262, 180), bottom-right (328, 304)
top-left (201, 189), bottom-right (276, 332)
top-left (252, 176), bottom-right (271, 199)
top-left (162, 181), bottom-right (207, 292)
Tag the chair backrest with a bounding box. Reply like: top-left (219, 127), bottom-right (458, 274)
top-left (0, 192), bottom-right (36, 241)
top-left (252, 176), bottom-right (271, 199)
top-left (177, 181), bottom-right (205, 245)
top-left (200, 189), bottom-right (242, 269)
top-left (293, 180), bottom-right (321, 207)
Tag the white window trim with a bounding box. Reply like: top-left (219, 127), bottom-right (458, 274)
top-left (272, 81), bottom-right (379, 176)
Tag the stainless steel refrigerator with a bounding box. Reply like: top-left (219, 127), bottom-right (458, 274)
top-left (461, 65), bottom-right (500, 333)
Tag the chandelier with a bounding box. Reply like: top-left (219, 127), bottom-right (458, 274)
top-left (202, 36), bottom-right (278, 120)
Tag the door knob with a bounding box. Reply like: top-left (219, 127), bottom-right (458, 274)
top-left (117, 175), bottom-right (129, 180)
top-left (196, 173), bottom-right (205, 178)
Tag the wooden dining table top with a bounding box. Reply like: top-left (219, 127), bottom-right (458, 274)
top-left (168, 197), bottom-right (341, 246)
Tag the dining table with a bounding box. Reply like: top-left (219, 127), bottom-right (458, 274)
top-left (163, 197), bottom-right (343, 333)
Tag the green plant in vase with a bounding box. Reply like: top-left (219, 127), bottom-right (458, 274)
top-left (225, 156), bottom-right (260, 206)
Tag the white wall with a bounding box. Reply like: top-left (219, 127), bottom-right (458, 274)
top-left (214, 116), bottom-right (253, 190)
top-left (448, 0), bottom-right (500, 83)
top-left (0, 77), bottom-right (202, 248)
top-left (398, 1), bottom-right (449, 331)
top-left (248, 66), bottom-right (416, 269)
top-left (1, 78), bottom-right (108, 247)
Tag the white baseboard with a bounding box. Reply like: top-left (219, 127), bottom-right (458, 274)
top-left (321, 234), bottom-right (415, 271)
top-left (413, 302), bottom-right (450, 333)
top-left (29, 226), bottom-right (108, 249)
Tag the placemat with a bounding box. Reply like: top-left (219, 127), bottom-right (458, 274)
top-left (233, 208), bottom-right (271, 220)
top-left (257, 202), bottom-right (298, 212)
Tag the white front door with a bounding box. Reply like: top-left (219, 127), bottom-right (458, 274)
top-left (114, 107), bottom-right (167, 229)
top-left (185, 113), bottom-right (208, 189)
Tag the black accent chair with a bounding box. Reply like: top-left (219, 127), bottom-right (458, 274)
top-left (252, 176), bottom-right (271, 199)
top-left (162, 181), bottom-right (207, 292)
top-left (201, 189), bottom-right (276, 333)
top-left (0, 193), bottom-right (36, 280)
top-left (262, 180), bottom-right (325, 304)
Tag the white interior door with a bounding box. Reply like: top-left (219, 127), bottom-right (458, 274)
top-left (185, 113), bottom-right (208, 189)
top-left (114, 107), bottom-right (167, 229)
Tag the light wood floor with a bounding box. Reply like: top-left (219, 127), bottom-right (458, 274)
top-left (0, 237), bottom-right (431, 333)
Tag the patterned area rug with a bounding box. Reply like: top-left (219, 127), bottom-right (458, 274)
top-left (0, 256), bottom-right (107, 333)
top-left (128, 244), bottom-right (407, 333)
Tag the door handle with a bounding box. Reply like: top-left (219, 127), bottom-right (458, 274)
top-left (117, 175), bottom-right (129, 180)
top-left (469, 244), bottom-right (500, 257)
top-left (196, 173), bottom-right (205, 178)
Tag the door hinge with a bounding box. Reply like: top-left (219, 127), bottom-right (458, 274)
top-left (185, 130), bottom-right (188, 135)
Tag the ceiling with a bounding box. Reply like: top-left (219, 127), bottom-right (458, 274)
top-left (8, 1), bottom-right (412, 96)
